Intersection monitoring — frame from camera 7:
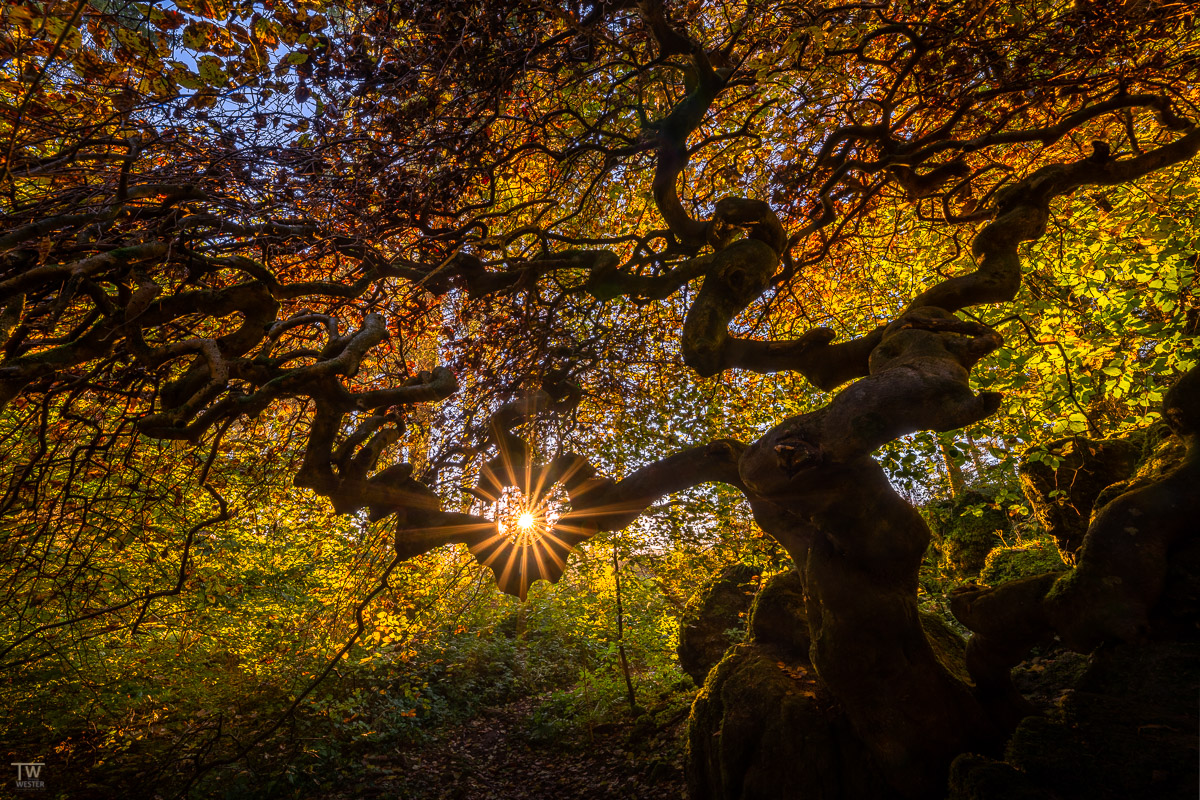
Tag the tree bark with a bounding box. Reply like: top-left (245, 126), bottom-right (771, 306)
top-left (747, 462), bottom-right (999, 797)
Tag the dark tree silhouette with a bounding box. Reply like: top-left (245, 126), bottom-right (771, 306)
top-left (1, 0), bottom-right (1197, 796)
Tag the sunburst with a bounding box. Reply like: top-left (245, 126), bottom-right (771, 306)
top-left (471, 484), bottom-right (572, 600)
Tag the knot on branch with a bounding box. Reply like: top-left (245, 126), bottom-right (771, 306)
top-left (1087, 140), bottom-right (1111, 163)
top-left (707, 197), bottom-right (787, 254)
top-left (870, 307), bottom-right (1003, 375)
top-left (773, 436), bottom-right (824, 475)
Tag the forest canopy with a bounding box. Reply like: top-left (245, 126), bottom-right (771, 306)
top-left (1, 0), bottom-right (1198, 797)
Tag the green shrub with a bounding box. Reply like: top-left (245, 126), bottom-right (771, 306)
top-left (980, 540), bottom-right (1068, 586)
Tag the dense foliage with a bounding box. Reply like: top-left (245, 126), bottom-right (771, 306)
top-left (1, 0), bottom-right (1197, 797)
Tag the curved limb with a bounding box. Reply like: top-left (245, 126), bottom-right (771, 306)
top-left (740, 307), bottom-right (1002, 497)
top-left (468, 436), bottom-right (747, 599)
top-left (912, 131), bottom-right (1200, 314)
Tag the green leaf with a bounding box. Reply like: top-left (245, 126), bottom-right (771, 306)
top-left (182, 23), bottom-right (211, 50)
top-left (197, 55), bottom-right (228, 87)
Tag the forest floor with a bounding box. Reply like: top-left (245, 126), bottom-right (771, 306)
top-left (328, 694), bottom-right (691, 800)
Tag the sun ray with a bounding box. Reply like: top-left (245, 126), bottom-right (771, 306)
top-left (466, 480), bottom-right (584, 599)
